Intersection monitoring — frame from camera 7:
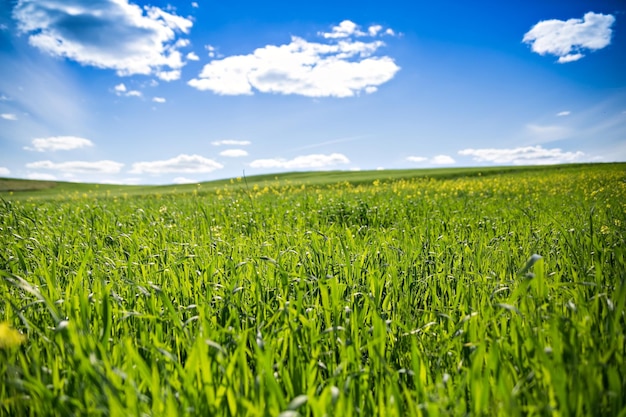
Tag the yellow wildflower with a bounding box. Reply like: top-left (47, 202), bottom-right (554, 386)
top-left (0, 322), bottom-right (26, 349)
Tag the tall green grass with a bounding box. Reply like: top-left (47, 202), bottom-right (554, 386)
top-left (1, 164), bottom-right (625, 416)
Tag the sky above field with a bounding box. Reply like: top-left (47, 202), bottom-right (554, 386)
top-left (0, 0), bottom-right (625, 184)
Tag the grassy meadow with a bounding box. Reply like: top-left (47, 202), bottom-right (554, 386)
top-left (1, 163), bottom-right (625, 416)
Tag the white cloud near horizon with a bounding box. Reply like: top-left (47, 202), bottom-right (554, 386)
top-left (13, 0), bottom-right (193, 80)
top-left (1, 113), bottom-right (18, 120)
top-left (407, 155), bottom-right (456, 165)
top-left (130, 154), bottom-right (223, 174)
top-left (523, 12), bottom-right (615, 63)
top-left (24, 136), bottom-right (94, 152)
top-left (249, 153), bottom-right (350, 169)
top-left (220, 149), bottom-right (248, 157)
top-left (26, 160), bottom-right (124, 173)
top-left (212, 140), bottom-right (251, 146)
top-left (172, 176), bottom-right (197, 184)
top-left (458, 145), bottom-right (584, 165)
top-left (188, 20), bottom-right (400, 97)
top-left (27, 172), bottom-right (57, 181)
top-left (0, 167), bottom-right (10, 176)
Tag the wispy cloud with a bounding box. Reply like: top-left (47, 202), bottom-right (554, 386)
top-left (172, 176), bottom-right (197, 184)
top-left (24, 136), bottom-right (94, 152)
top-left (526, 124), bottom-right (570, 142)
top-left (458, 145), bottom-right (584, 165)
top-left (1, 113), bottom-right (17, 120)
top-left (556, 111), bottom-right (571, 117)
top-left (407, 155), bottom-right (456, 165)
top-left (220, 149), bottom-right (248, 157)
top-left (26, 172), bottom-right (57, 181)
top-left (13, 0), bottom-right (193, 80)
top-left (26, 160), bottom-right (124, 174)
top-left (188, 20), bottom-right (400, 97)
top-left (523, 12), bottom-right (615, 63)
top-left (152, 97), bottom-right (166, 103)
top-left (130, 154), bottom-right (223, 174)
top-left (249, 153), bottom-right (350, 169)
top-left (212, 140), bottom-right (251, 146)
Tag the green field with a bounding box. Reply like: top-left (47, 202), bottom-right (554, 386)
top-left (1, 163), bottom-right (625, 416)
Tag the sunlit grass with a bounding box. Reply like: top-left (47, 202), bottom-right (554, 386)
top-left (1, 163), bottom-right (625, 416)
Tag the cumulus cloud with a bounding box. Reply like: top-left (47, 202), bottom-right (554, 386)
top-left (24, 136), bottom-right (94, 152)
top-left (523, 12), bottom-right (615, 63)
top-left (407, 155), bottom-right (455, 165)
top-left (0, 167), bottom-right (10, 176)
top-left (212, 140), bottom-right (251, 146)
top-left (188, 20), bottom-right (400, 97)
top-left (26, 160), bottom-right (124, 173)
top-left (130, 154), bottom-right (223, 174)
top-left (152, 97), bottom-right (166, 103)
top-left (186, 51), bottom-right (200, 61)
top-left (220, 149), bottom-right (248, 157)
top-left (557, 111), bottom-right (571, 117)
top-left (191, 2), bottom-right (199, 8)
top-left (13, 0), bottom-right (193, 80)
top-left (249, 153), bottom-right (349, 169)
top-left (1, 113), bottom-right (17, 120)
top-left (114, 83), bottom-right (142, 97)
top-left (458, 145), bottom-right (584, 165)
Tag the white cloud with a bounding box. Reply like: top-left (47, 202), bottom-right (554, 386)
top-left (130, 154), bottom-right (223, 174)
top-left (186, 51), bottom-right (199, 61)
top-left (320, 20), bottom-right (366, 39)
top-left (26, 172), bottom-right (57, 181)
top-left (13, 0), bottom-right (193, 80)
top-left (191, 2), bottom-right (199, 8)
top-left (431, 155), bottom-right (455, 165)
top-left (152, 97), bottom-right (166, 103)
top-left (172, 176), bottom-right (197, 184)
top-left (114, 83), bottom-right (142, 97)
top-left (1, 113), bottom-right (17, 120)
top-left (25, 136), bottom-right (94, 152)
top-left (188, 21), bottom-right (400, 97)
top-left (220, 149), bottom-right (248, 157)
top-left (458, 145), bottom-right (584, 165)
top-left (523, 12), bottom-right (615, 63)
top-left (249, 153), bottom-right (349, 169)
top-left (26, 160), bottom-right (124, 173)
top-left (0, 94), bottom-right (10, 101)
top-left (557, 111), bottom-right (571, 117)
top-left (406, 155), bottom-right (455, 165)
top-left (212, 140), bottom-right (251, 146)
top-left (0, 167), bottom-right (10, 176)
top-left (368, 25), bottom-right (383, 36)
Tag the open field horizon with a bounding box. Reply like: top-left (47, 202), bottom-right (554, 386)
top-left (1, 162), bottom-right (625, 416)
top-left (2, 162), bottom-right (623, 200)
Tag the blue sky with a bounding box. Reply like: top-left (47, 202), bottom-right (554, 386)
top-left (0, 0), bottom-right (624, 184)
